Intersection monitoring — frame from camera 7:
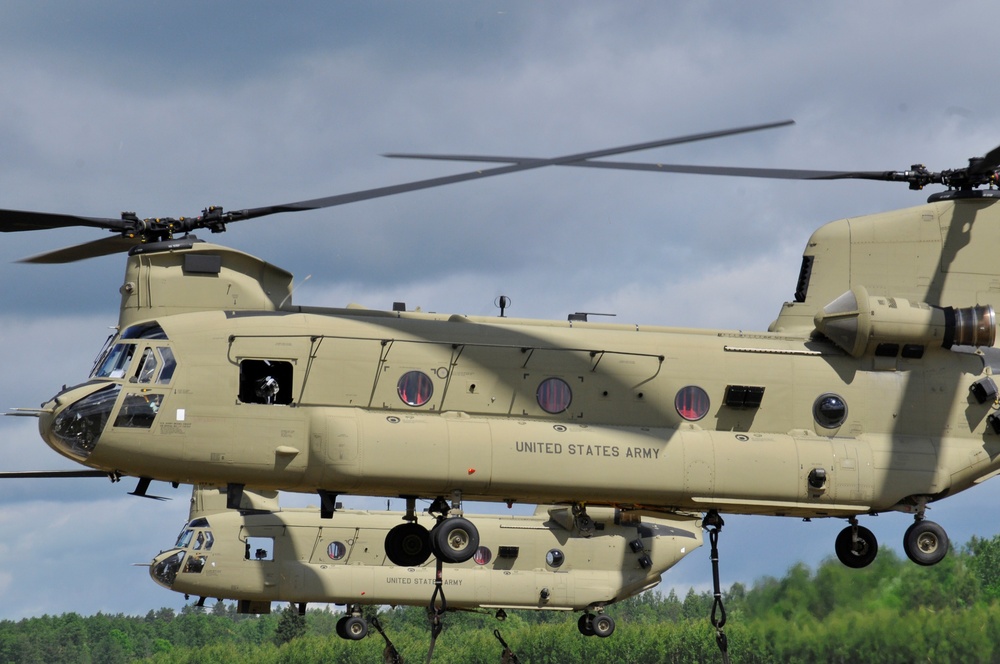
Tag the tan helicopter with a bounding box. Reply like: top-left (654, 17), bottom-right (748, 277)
top-left (6, 120), bottom-right (1000, 573)
top-left (148, 486), bottom-right (701, 640)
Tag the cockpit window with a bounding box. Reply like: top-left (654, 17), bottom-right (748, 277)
top-left (94, 343), bottom-right (135, 379)
top-left (135, 348), bottom-right (159, 383)
top-left (50, 384), bottom-right (121, 460)
top-left (113, 393), bottom-right (163, 429)
top-left (192, 530), bottom-right (214, 551)
top-left (121, 322), bottom-right (168, 340)
top-left (176, 529), bottom-right (194, 548)
top-left (157, 347), bottom-right (177, 384)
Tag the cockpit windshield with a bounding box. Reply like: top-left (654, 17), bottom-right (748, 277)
top-left (92, 322), bottom-right (170, 380)
top-left (93, 343), bottom-right (135, 379)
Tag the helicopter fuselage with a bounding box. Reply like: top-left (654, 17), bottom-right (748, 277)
top-left (38, 221), bottom-right (1000, 520)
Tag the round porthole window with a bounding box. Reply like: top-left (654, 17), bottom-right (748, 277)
top-left (813, 393), bottom-right (848, 429)
top-left (473, 546), bottom-right (492, 566)
top-left (546, 549), bottom-right (565, 568)
top-left (397, 371), bottom-right (433, 407)
top-left (327, 541), bottom-right (347, 560)
top-left (537, 377), bottom-right (572, 414)
top-left (675, 385), bottom-right (710, 421)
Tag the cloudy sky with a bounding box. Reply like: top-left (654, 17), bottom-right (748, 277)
top-left (4, 1), bottom-right (1000, 621)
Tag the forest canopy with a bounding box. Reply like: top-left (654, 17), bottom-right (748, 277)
top-left (5, 533), bottom-right (1000, 663)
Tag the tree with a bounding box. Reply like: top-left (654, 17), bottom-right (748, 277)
top-left (273, 603), bottom-right (307, 646)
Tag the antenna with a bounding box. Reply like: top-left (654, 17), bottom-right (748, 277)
top-left (278, 274), bottom-right (312, 309)
top-left (495, 295), bottom-right (511, 318)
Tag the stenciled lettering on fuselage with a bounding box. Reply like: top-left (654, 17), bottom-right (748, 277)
top-left (385, 577), bottom-right (463, 586)
top-left (514, 440), bottom-right (660, 460)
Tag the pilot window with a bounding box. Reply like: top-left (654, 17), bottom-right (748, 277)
top-left (156, 347), bottom-right (177, 383)
top-left (239, 360), bottom-right (293, 405)
top-left (135, 348), bottom-right (158, 383)
top-left (183, 555), bottom-right (207, 574)
top-left (113, 393), bottom-right (163, 428)
top-left (94, 343), bottom-right (136, 379)
top-left (132, 346), bottom-right (178, 384)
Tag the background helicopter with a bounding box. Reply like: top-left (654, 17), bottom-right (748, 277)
top-left (148, 486), bottom-right (702, 640)
top-left (4, 1), bottom-right (1000, 621)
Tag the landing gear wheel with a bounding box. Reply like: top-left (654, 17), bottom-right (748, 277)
top-left (835, 524), bottom-right (878, 568)
top-left (430, 516), bottom-right (480, 563)
top-left (340, 615), bottom-right (368, 641)
top-left (591, 613), bottom-right (615, 638)
top-left (904, 520), bottom-right (949, 566)
top-left (385, 522), bottom-right (432, 567)
top-left (578, 613), bottom-right (595, 636)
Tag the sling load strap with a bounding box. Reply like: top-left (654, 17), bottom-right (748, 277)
top-left (705, 510), bottom-right (731, 664)
top-left (425, 556), bottom-right (447, 664)
top-left (494, 628), bottom-right (522, 664)
top-left (369, 615), bottom-right (404, 664)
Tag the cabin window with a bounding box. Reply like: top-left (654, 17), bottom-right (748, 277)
top-left (327, 542), bottom-right (347, 560)
top-left (245, 536), bottom-right (274, 561)
top-left (397, 371), bottom-right (434, 407)
top-left (537, 377), bottom-right (572, 414)
top-left (675, 385), bottom-right (710, 421)
top-left (473, 546), bottom-right (492, 565)
top-left (546, 549), bottom-right (565, 568)
top-left (239, 360), bottom-right (293, 405)
top-left (813, 393), bottom-right (848, 429)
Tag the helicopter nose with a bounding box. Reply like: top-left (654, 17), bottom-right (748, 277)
top-left (40, 383), bottom-right (121, 463)
top-left (150, 550), bottom-right (184, 589)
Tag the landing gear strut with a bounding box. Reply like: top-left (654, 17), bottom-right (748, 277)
top-left (335, 606), bottom-right (368, 641)
top-left (385, 497), bottom-right (433, 566)
top-left (383, 493), bottom-right (481, 566)
top-left (835, 517), bottom-right (878, 568)
top-left (903, 507), bottom-right (949, 566)
top-left (577, 611), bottom-right (616, 638)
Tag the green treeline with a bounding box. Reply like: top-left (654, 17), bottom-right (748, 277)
top-left (6, 534), bottom-right (1000, 663)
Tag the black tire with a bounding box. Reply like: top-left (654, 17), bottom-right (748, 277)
top-left (385, 522), bottom-right (432, 567)
top-left (431, 517), bottom-right (480, 564)
top-left (578, 613), bottom-right (595, 636)
top-left (834, 525), bottom-right (878, 568)
top-left (342, 615), bottom-right (368, 641)
top-left (335, 616), bottom-right (348, 639)
top-left (591, 613), bottom-right (616, 638)
top-left (903, 520), bottom-right (949, 566)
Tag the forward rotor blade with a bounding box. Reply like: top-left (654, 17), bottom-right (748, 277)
top-left (2, 119), bottom-right (795, 262)
top-left (967, 143), bottom-right (1000, 176)
top-left (19, 236), bottom-right (143, 264)
top-left (231, 120), bottom-right (795, 222)
top-left (0, 470), bottom-right (111, 479)
top-left (0, 208), bottom-right (128, 233)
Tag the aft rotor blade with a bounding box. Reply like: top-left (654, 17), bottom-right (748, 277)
top-left (229, 119), bottom-right (795, 222)
top-left (558, 161), bottom-right (895, 181)
top-left (384, 152), bottom-right (907, 182)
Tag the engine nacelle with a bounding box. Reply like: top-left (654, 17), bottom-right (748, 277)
top-left (814, 285), bottom-right (995, 357)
